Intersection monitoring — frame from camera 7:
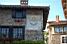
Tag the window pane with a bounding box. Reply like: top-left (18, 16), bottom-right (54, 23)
top-left (22, 10), bottom-right (26, 18)
top-left (55, 27), bottom-right (59, 32)
top-left (13, 28), bottom-right (23, 39)
top-left (55, 26), bottom-right (63, 32)
top-left (16, 11), bottom-right (22, 18)
top-left (64, 26), bottom-right (67, 32)
top-left (0, 28), bottom-right (2, 37)
top-left (12, 9), bottom-right (26, 19)
top-left (1, 28), bottom-right (9, 38)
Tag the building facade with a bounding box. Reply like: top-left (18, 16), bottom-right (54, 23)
top-left (62, 0), bottom-right (67, 18)
top-left (0, 3), bottom-right (49, 41)
top-left (48, 16), bottom-right (67, 44)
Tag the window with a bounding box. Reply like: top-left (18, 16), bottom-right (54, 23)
top-left (0, 27), bottom-right (9, 38)
top-left (12, 9), bottom-right (26, 19)
top-left (61, 35), bottom-right (67, 44)
top-left (64, 26), bottom-right (67, 32)
top-left (55, 26), bottom-right (63, 33)
top-left (0, 26), bottom-right (25, 40)
top-left (62, 37), bottom-right (67, 43)
top-left (13, 28), bottom-right (24, 39)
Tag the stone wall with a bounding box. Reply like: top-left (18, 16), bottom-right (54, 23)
top-left (0, 9), bottom-right (43, 26)
top-left (51, 34), bottom-right (60, 44)
top-left (25, 10), bottom-right (43, 40)
top-left (0, 9), bottom-right (25, 26)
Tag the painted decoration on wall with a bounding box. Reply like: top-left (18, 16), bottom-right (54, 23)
top-left (25, 12), bottom-right (43, 40)
top-left (25, 14), bottom-right (43, 30)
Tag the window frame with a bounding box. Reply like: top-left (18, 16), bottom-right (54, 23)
top-left (63, 26), bottom-right (67, 32)
top-left (0, 26), bottom-right (9, 38)
top-left (13, 28), bottom-right (23, 39)
top-left (61, 35), bottom-right (67, 44)
top-left (54, 26), bottom-right (63, 33)
top-left (0, 26), bottom-right (25, 40)
top-left (12, 9), bottom-right (26, 19)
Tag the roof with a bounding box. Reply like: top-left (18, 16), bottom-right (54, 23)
top-left (0, 5), bottom-right (50, 10)
top-left (47, 20), bottom-right (67, 27)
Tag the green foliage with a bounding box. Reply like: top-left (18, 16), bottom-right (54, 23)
top-left (44, 31), bottom-right (48, 44)
top-left (44, 32), bottom-right (48, 36)
top-left (12, 40), bottom-right (44, 44)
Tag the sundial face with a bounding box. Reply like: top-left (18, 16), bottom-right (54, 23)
top-left (30, 15), bottom-right (38, 26)
top-left (26, 14), bottom-right (43, 30)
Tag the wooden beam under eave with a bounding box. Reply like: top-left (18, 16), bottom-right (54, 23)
top-left (43, 8), bottom-right (49, 30)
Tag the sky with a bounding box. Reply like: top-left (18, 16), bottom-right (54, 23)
top-left (0, 0), bottom-right (65, 21)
